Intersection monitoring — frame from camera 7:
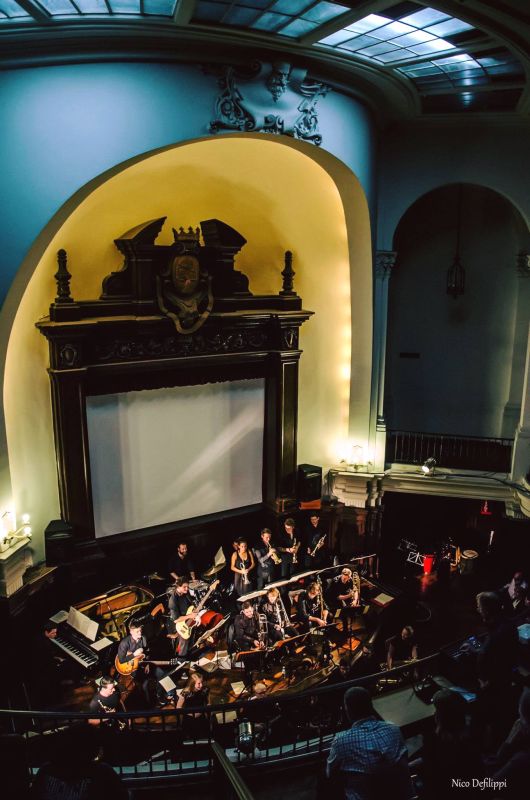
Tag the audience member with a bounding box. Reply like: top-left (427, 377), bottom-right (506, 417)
top-left (29, 724), bottom-right (128, 800)
top-left (326, 686), bottom-right (413, 800)
top-left (474, 591), bottom-right (519, 748)
top-left (502, 571), bottom-right (529, 613)
top-left (491, 688), bottom-right (530, 793)
top-left (412, 689), bottom-right (484, 799)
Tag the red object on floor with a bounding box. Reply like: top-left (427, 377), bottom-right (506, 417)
top-left (423, 554), bottom-right (435, 575)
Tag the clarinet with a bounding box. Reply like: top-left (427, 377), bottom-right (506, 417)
top-left (275, 601), bottom-right (285, 637)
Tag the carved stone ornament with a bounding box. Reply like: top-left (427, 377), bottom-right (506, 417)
top-left (59, 343), bottom-right (79, 368)
top-left (207, 62), bottom-right (330, 147)
top-left (266, 62), bottom-right (291, 101)
top-left (209, 66), bottom-right (256, 133)
top-left (375, 251), bottom-right (398, 279)
top-left (156, 229), bottom-right (214, 334)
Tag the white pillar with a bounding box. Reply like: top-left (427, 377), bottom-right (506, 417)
top-left (372, 251), bottom-right (397, 471)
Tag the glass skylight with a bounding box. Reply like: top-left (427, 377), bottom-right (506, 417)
top-left (0, 0), bottom-right (177, 19)
top-left (191, 1), bottom-right (350, 38)
top-left (398, 49), bottom-right (524, 93)
top-left (316, 6), bottom-right (475, 65)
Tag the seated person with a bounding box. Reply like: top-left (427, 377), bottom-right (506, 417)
top-left (117, 621), bottom-right (175, 706)
top-left (295, 582), bottom-right (329, 632)
top-left (234, 601), bottom-right (263, 652)
top-left (386, 625), bottom-right (418, 670)
top-left (503, 570), bottom-right (529, 613)
top-left (259, 587), bottom-right (297, 644)
top-left (327, 686), bottom-right (413, 800)
top-left (411, 689), bottom-right (484, 800)
top-left (89, 676), bottom-right (126, 728)
top-left (168, 541), bottom-right (196, 582)
top-left (176, 672), bottom-right (210, 739)
top-left (167, 577), bottom-right (197, 659)
top-left (326, 568), bottom-right (360, 632)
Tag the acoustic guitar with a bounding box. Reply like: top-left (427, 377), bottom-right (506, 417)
top-left (174, 579), bottom-right (220, 640)
top-left (114, 655), bottom-right (180, 677)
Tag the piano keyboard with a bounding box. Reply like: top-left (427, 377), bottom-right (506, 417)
top-left (51, 633), bottom-right (99, 668)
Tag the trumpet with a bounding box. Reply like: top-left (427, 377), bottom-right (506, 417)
top-left (268, 544), bottom-right (282, 565)
top-left (242, 565), bottom-right (251, 585)
top-left (309, 535), bottom-right (326, 558)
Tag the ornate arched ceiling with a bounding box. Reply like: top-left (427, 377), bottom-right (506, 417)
top-left (1, 0), bottom-right (529, 120)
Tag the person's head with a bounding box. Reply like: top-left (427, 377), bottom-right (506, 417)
top-left (267, 587), bottom-right (279, 603)
top-left (310, 514), bottom-right (320, 527)
top-left (177, 542), bottom-right (188, 556)
top-left (307, 582), bottom-right (320, 598)
top-left (99, 676), bottom-right (117, 697)
top-left (186, 672), bottom-right (204, 693)
top-left (242, 600), bottom-right (254, 618)
top-left (129, 622), bottom-right (143, 641)
top-left (341, 568), bottom-right (352, 584)
top-left (476, 591), bottom-right (502, 622)
top-left (44, 622), bottom-right (57, 639)
top-left (338, 657), bottom-right (349, 675)
top-left (513, 571), bottom-right (524, 585)
top-left (401, 625), bottom-right (414, 640)
top-left (433, 689), bottom-right (467, 738)
top-left (261, 528), bottom-right (271, 544)
top-left (253, 681), bottom-right (267, 697)
top-left (237, 538), bottom-right (248, 552)
top-left (361, 644), bottom-right (373, 657)
top-left (284, 518), bottom-right (295, 533)
top-left (343, 686), bottom-right (374, 723)
top-left (175, 577), bottom-right (189, 594)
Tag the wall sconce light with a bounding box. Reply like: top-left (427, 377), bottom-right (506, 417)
top-left (421, 458), bottom-right (437, 476)
top-left (0, 511), bottom-right (32, 553)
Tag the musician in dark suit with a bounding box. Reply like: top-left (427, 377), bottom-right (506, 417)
top-left (253, 528), bottom-right (279, 589)
top-left (259, 587), bottom-right (297, 644)
top-left (304, 513), bottom-right (330, 569)
top-left (295, 582), bottom-right (329, 632)
top-left (167, 577), bottom-right (197, 659)
top-left (234, 601), bottom-right (262, 651)
top-left (277, 518), bottom-right (301, 578)
top-left (117, 622), bottom-right (174, 706)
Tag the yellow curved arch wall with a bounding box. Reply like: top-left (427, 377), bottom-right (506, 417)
top-left (5, 136), bottom-right (371, 559)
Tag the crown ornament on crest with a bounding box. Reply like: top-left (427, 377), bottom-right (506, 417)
top-left (173, 226), bottom-right (201, 243)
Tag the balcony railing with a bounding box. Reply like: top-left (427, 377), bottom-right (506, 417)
top-left (387, 430), bottom-right (513, 472)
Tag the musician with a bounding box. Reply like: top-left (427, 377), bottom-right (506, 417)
top-left (277, 518), bottom-right (300, 578)
top-left (296, 582), bottom-right (329, 632)
top-left (117, 622), bottom-right (174, 706)
top-left (89, 676), bottom-right (126, 726)
top-left (386, 625), bottom-right (418, 670)
top-left (304, 513), bottom-right (329, 569)
top-left (326, 568), bottom-right (360, 632)
top-left (234, 601), bottom-right (262, 651)
top-left (176, 672), bottom-right (211, 738)
top-left (231, 538), bottom-right (256, 597)
top-left (168, 577), bottom-right (197, 658)
top-left (253, 528), bottom-right (280, 589)
top-left (168, 541), bottom-right (196, 582)
top-left (259, 586), bottom-right (297, 643)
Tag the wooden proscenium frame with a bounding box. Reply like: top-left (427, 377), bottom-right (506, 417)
top-left (37, 217), bottom-right (312, 569)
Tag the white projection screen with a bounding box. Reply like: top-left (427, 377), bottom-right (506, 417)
top-left (86, 379), bottom-right (265, 538)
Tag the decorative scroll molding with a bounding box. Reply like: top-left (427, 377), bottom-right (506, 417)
top-left (517, 251), bottom-right (530, 277)
top-left (207, 62), bottom-right (330, 146)
top-left (375, 250), bottom-right (397, 279)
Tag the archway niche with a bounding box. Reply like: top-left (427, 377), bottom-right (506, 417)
top-left (3, 135), bottom-right (372, 560)
top-left (385, 183), bottom-right (529, 441)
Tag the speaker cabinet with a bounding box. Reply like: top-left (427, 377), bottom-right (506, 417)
top-left (297, 464), bottom-right (322, 502)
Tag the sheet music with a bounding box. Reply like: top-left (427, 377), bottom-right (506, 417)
top-left (66, 606), bottom-right (99, 642)
top-left (50, 610), bottom-right (69, 625)
top-left (159, 676), bottom-right (177, 693)
top-left (90, 637), bottom-right (113, 651)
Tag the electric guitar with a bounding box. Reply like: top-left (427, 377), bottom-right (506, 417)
top-left (114, 655), bottom-right (180, 677)
top-left (174, 579), bottom-right (220, 640)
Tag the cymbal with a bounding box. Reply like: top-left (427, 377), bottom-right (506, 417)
top-left (203, 562), bottom-right (226, 577)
